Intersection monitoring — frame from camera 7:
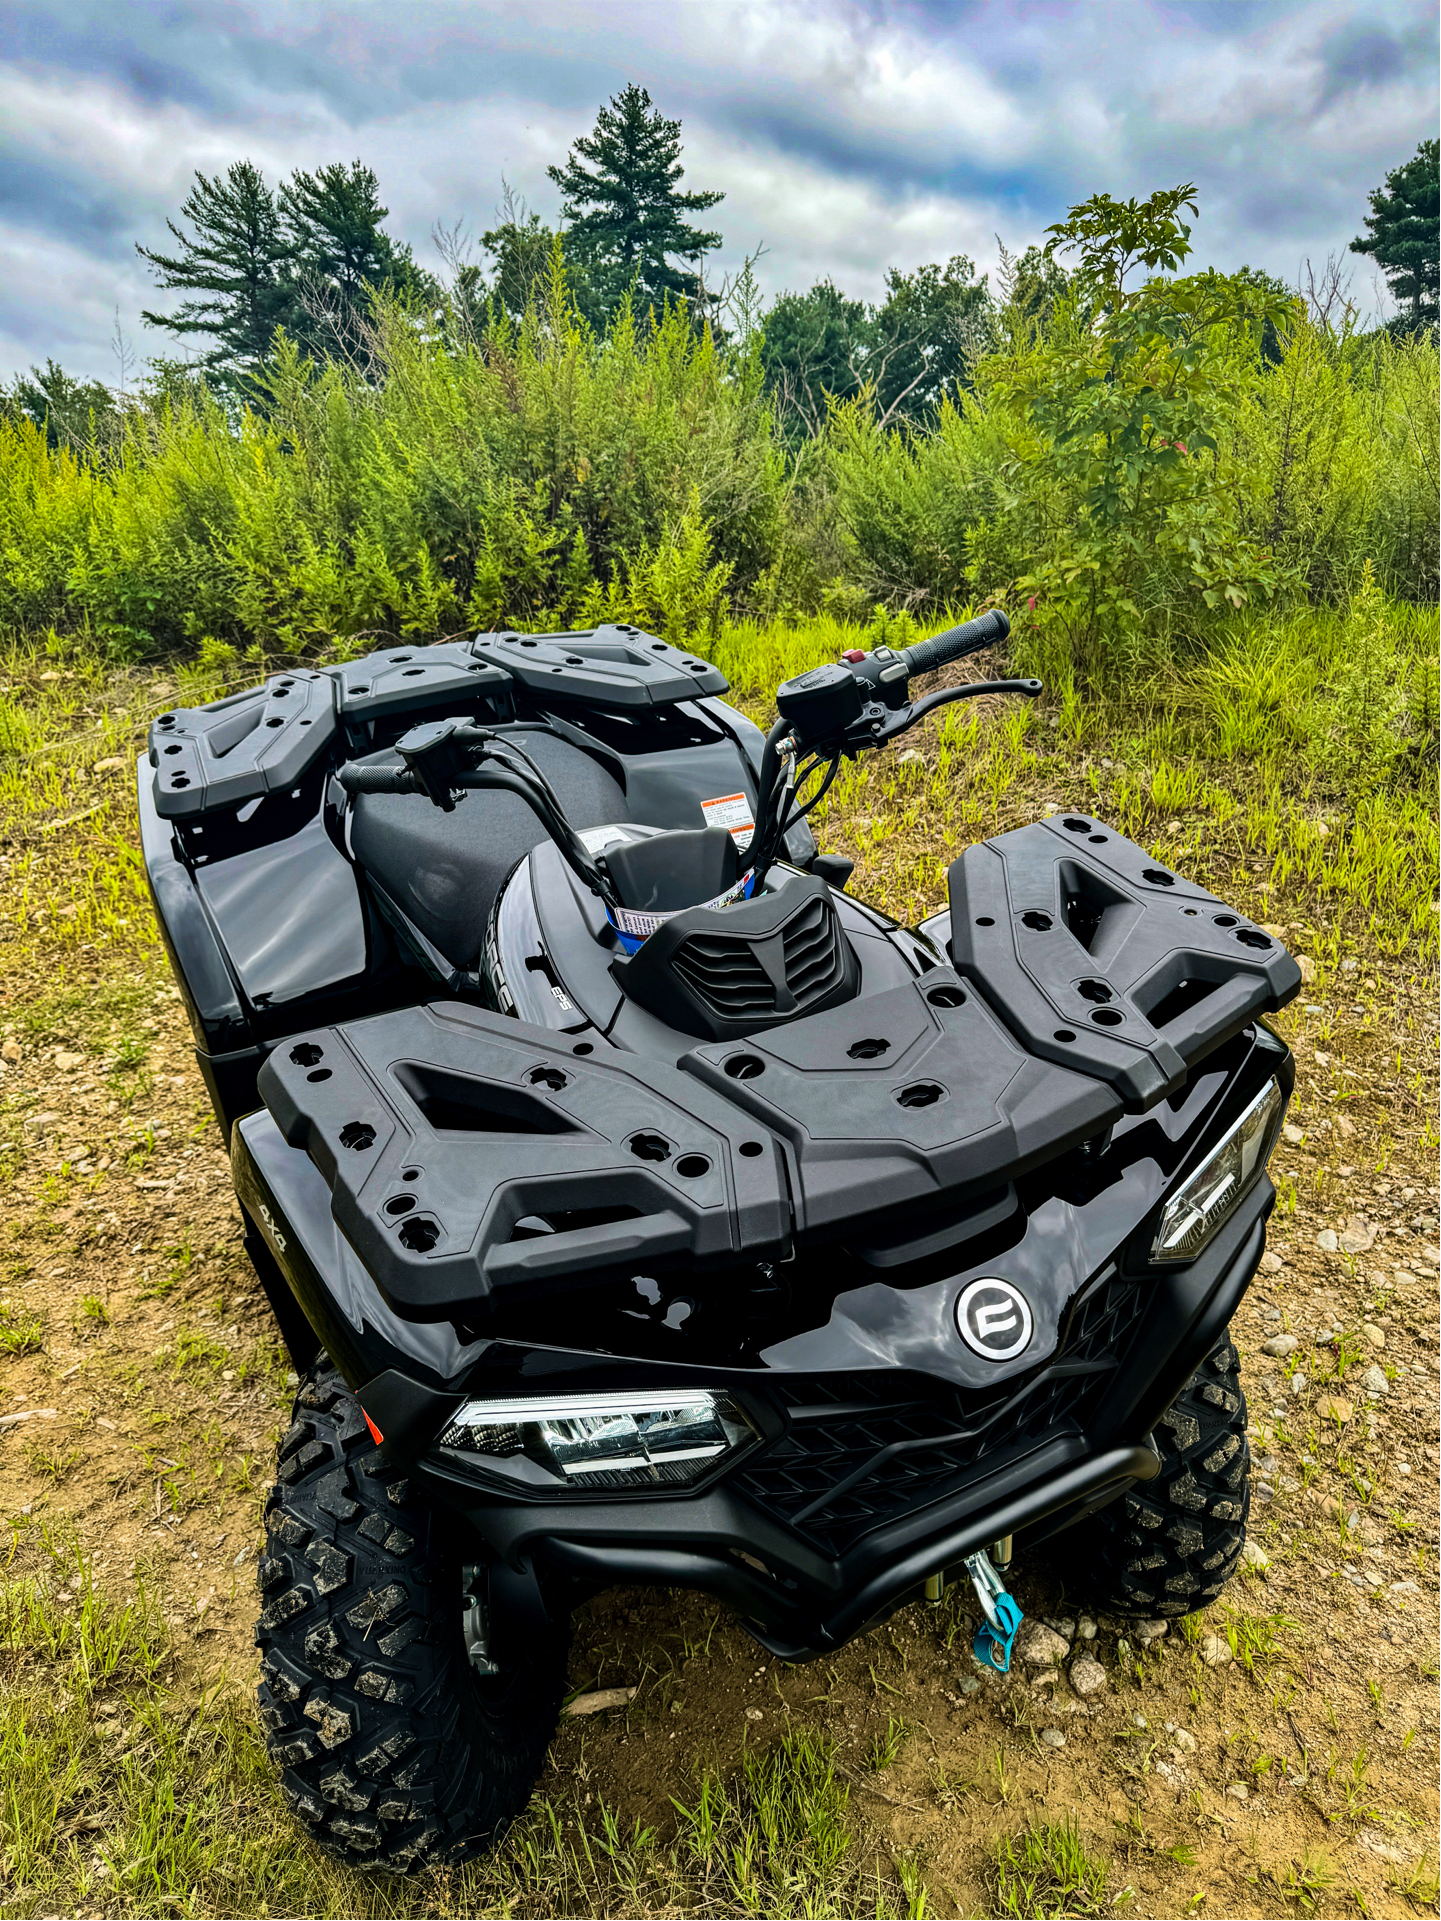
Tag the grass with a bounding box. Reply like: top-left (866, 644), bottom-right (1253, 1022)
top-left (992, 1814), bottom-right (1110, 1919)
top-left (0, 597), bottom-right (1434, 993)
top-left (0, 1301), bottom-right (45, 1356)
top-left (0, 1530), bottom-right (925, 1919)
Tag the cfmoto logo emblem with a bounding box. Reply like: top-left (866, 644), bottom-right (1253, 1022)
top-left (956, 1278), bottom-right (1033, 1361)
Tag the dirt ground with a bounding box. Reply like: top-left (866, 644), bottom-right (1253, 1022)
top-left (0, 827), bottom-right (1437, 1916)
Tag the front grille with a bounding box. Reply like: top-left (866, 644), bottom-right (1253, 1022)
top-left (734, 1269), bottom-right (1148, 1556)
top-left (672, 933), bottom-right (776, 1017)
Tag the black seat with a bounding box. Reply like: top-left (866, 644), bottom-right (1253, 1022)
top-left (348, 728), bottom-right (629, 969)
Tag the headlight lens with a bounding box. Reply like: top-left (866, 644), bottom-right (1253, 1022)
top-left (436, 1390), bottom-right (756, 1493)
top-left (1151, 1077), bottom-right (1284, 1264)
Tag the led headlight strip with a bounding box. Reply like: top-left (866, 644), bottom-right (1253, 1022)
top-left (437, 1389), bottom-right (756, 1492)
top-left (1151, 1077), bottom-right (1285, 1264)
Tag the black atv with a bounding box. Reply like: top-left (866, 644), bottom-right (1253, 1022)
top-left (139, 611), bottom-right (1297, 1869)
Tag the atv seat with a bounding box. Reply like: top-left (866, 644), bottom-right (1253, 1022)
top-left (347, 727), bottom-right (629, 970)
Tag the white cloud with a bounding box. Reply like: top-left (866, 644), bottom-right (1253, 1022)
top-left (0, 0), bottom-right (1434, 381)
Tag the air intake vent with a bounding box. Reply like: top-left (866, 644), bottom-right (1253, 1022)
top-left (671, 893), bottom-right (849, 1026)
top-left (613, 875), bottom-right (861, 1041)
top-left (672, 934), bottom-right (776, 1019)
top-left (782, 896), bottom-right (843, 1000)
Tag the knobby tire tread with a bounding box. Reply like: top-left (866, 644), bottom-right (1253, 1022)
top-left (1079, 1333), bottom-right (1251, 1618)
top-left (254, 1361), bottom-right (568, 1869)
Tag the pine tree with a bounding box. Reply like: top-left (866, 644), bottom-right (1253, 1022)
top-left (136, 161), bottom-right (293, 374)
top-left (1350, 140), bottom-right (1439, 333)
top-left (280, 162), bottom-right (435, 360)
top-left (547, 84), bottom-right (723, 318)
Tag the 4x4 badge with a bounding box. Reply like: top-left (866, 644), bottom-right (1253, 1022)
top-left (956, 1278), bottom-right (1033, 1361)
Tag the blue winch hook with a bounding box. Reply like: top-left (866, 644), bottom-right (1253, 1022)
top-left (965, 1549), bottom-right (1024, 1673)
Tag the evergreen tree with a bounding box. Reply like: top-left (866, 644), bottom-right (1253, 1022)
top-left (547, 84), bottom-right (723, 318)
top-left (280, 161), bottom-right (436, 360)
top-left (1350, 140), bottom-right (1439, 333)
top-left (136, 161), bottom-right (293, 375)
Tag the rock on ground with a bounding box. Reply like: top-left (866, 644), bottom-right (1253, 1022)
top-left (1015, 1620), bottom-right (1071, 1666)
top-left (1069, 1655), bottom-right (1107, 1697)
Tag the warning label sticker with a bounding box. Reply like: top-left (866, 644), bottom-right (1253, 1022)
top-left (700, 791), bottom-right (755, 851)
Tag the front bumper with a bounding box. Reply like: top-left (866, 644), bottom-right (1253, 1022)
top-left (411, 1184), bottom-right (1272, 1659)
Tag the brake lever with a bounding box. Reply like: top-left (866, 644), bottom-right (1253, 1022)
top-left (842, 677), bottom-right (1043, 752)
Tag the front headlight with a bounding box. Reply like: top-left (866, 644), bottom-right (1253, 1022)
top-left (435, 1389), bottom-right (756, 1493)
top-left (1151, 1077), bottom-right (1285, 1264)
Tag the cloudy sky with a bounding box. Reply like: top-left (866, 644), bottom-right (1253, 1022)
top-left (1, 0), bottom-right (1435, 383)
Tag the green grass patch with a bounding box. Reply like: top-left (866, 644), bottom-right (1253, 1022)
top-left (0, 1529), bottom-right (921, 1919)
top-left (993, 1813), bottom-right (1111, 1919)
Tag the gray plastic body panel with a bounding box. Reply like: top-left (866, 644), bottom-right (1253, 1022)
top-left (948, 813), bottom-right (1302, 1111)
top-left (331, 641), bottom-right (511, 723)
top-left (149, 670), bottom-right (336, 818)
top-left (257, 1000), bottom-right (793, 1317)
top-left (195, 814), bottom-right (368, 1007)
top-left (472, 624), bottom-right (728, 706)
top-left (679, 970), bottom-right (1120, 1239)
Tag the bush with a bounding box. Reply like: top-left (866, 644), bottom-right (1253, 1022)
top-left (0, 264), bottom-right (786, 659)
top-left (0, 220), bottom-right (1434, 684)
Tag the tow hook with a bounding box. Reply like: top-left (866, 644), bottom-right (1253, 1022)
top-left (965, 1548), bottom-right (1024, 1673)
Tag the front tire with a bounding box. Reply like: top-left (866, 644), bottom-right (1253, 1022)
top-left (1073, 1332), bottom-right (1251, 1618)
top-left (254, 1362), bottom-right (569, 1870)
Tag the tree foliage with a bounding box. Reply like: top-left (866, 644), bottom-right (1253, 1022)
top-left (1, 359), bottom-right (123, 454)
top-left (761, 256), bottom-right (989, 436)
top-left (138, 158), bottom-right (433, 381)
top-left (1350, 139), bottom-right (1440, 333)
top-left (279, 162), bottom-right (436, 362)
top-left (972, 186), bottom-right (1302, 671)
top-left (547, 84), bottom-right (723, 320)
top-left (136, 161), bottom-right (294, 377)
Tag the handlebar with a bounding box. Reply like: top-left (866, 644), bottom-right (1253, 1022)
top-left (335, 615), bottom-right (1038, 914)
top-left (339, 764), bottom-right (420, 796)
top-left (901, 607), bottom-right (1010, 679)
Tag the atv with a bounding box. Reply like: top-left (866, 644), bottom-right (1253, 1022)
top-left (139, 610), bottom-right (1297, 1869)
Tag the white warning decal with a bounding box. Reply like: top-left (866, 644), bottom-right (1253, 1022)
top-left (700, 791), bottom-right (755, 851)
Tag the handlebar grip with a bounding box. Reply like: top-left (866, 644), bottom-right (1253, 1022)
top-left (337, 762), bottom-right (417, 796)
top-left (901, 608), bottom-right (1010, 679)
